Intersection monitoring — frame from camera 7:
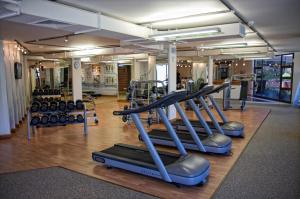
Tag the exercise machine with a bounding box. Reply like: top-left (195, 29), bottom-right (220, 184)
top-left (223, 74), bottom-right (256, 111)
top-left (173, 83), bottom-right (245, 137)
top-left (143, 86), bottom-right (232, 155)
top-left (92, 91), bottom-right (210, 186)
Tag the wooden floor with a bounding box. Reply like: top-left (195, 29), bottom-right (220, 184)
top-left (0, 97), bottom-right (270, 199)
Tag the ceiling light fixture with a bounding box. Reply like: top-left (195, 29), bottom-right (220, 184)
top-left (64, 37), bottom-right (68, 43)
top-left (221, 51), bottom-right (260, 55)
top-left (199, 42), bottom-right (248, 49)
top-left (150, 28), bottom-right (220, 41)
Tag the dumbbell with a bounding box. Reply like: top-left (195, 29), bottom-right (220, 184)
top-left (42, 89), bottom-right (49, 95)
top-left (75, 100), bottom-right (84, 110)
top-left (49, 101), bottom-right (57, 112)
top-left (30, 116), bottom-right (40, 125)
top-left (40, 115), bottom-right (49, 124)
top-left (68, 114), bottom-right (75, 123)
top-left (59, 114), bottom-right (67, 123)
top-left (44, 97), bottom-right (49, 102)
top-left (54, 89), bottom-right (60, 95)
top-left (67, 100), bottom-right (75, 111)
top-left (38, 89), bottom-right (43, 95)
top-left (48, 97), bottom-right (54, 102)
top-left (76, 114), bottom-right (84, 123)
top-left (48, 89), bottom-right (54, 95)
top-left (58, 101), bottom-right (67, 111)
top-left (40, 101), bottom-right (48, 112)
top-left (30, 102), bottom-right (40, 112)
top-left (49, 114), bottom-right (58, 123)
top-left (33, 90), bottom-right (38, 96)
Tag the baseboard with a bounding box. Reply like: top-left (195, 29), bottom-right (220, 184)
top-left (0, 134), bottom-right (11, 139)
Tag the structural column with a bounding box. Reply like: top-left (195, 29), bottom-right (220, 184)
top-left (148, 55), bottom-right (156, 80)
top-left (168, 44), bottom-right (177, 119)
top-left (208, 56), bottom-right (213, 85)
top-left (72, 58), bottom-right (83, 101)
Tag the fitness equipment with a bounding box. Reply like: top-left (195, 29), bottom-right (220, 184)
top-left (58, 114), bottom-right (67, 123)
top-left (58, 101), bottom-right (66, 111)
top-left (43, 89), bottom-right (49, 95)
top-left (54, 89), bottom-right (60, 95)
top-left (173, 83), bottom-right (245, 137)
top-left (49, 89), bottom-right (54, 95)
top-left (76, 100), bottom-right (84, 110)
top-left (67, 100), bottom-right (75, 111)
top-left (49, 114), bottom-right (58, 123)
top-left (76, 114), bottom-right (84, 123)
top-left (30, 102), bottom-right (40, 112)
top-left (49, 102), bottom-right (57, 111)
top-left (40, 102), bottom-right (48, 112)
top-left (30, 116), bottom-right (40, 125)
top-left (144, 86), bottom-right (232, 155)
top-left (44, 97), bottom-right (49, 102)
top-left (93, 91), bottom-right (210, 186)
top-left (68, 114), bottom-right (75, 123)
top-left (40, 115), bottom-right (49, 124)
top-left (33, 89), bottom-right (39, 96)
top-left (223, 74), bottom-right (256, 111)
top-left (49, 97), bottom-right (54, 102)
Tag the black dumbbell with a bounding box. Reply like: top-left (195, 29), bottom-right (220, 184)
top-left (44, 97), bottom-right (49, 102)
top-left (49, 97), bottom-right (54, 102)
top-left (67, 100), bottom-right (75, 111)
top-left (33, 90), bottom-right (38, 96)
top-left (42, 89), bottom-right (48, 95)
top-left (59, 114), bottom-right (67, 123)
top-left (49, 89), bottom-right (54, 95)
top-left (40, 101), bottom-right (48, 112)
top-left (49, 114), bottom-right (58, 123)
top-left (30, 116), bottom-right (40, 125)
top-left (76, 114), bottom-right (84, 123)
top-left (54, 89), bottom-right (60, 95)
top-left (30, 101), bottom-right (40, 112)
top-left (38, 89), bottom-right (43, 95)
top-left (75, 100), bottom-right (84, 110)
top-left (58, 101), bottom-right (67, 111)
top-left (40, 115), bottom-right (49, 124)
top-left (68, 114), bottom-right (75, 123)
top-left (49, 101), bottom-right (57, 112)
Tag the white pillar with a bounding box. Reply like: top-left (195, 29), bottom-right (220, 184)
top-left (168, 44), bottom-right (177, 119)
top-left (72, 58), bottom-right (82, 101)
top-left (0, 41), bottom-right (11, 135)
top-left (148, 55), bottom-right (156, 80)
top-left (208, 56), bottom-right (213, 85)
top-left (133, 60), bottom-right (141, 80)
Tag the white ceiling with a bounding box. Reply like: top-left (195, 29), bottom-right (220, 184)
top-left (227, 0), bottom-right (300, 52)
top-left (0, 0), bottom-right (299, 56)
top-left (56, 0), bottom-right (229, 24)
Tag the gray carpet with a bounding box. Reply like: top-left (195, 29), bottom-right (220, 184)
top-left (213, 105), bottom-right (300, 199)
top-left (0, 167), bottom-right (158, 199)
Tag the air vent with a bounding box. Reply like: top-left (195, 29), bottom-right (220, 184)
top-left (0, 2), bottom-right (20, 19)
top-left (32, 19), bottom-right (72, 29)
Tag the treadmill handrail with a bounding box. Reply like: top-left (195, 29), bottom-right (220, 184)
top-left (207, 82), bottom-right (230, 95)
top-left (113, 91), bottom-right (187, 115)
top-left (179, 85), bottom-right (214, 102)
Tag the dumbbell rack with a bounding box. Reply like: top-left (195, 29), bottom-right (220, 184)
top-left (27, 104), bottom-right (88, 140)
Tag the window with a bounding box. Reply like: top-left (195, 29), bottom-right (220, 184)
top-left (254, 54), bottom-right (294, 103)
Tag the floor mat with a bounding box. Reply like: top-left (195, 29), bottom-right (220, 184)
top-left (0, 167), bottom-right (158, 199)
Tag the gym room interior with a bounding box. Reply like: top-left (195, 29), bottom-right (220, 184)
top-left (0, 0), bottom-right (299, 199)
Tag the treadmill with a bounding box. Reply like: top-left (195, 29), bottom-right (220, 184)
top-left (172, 83), bottom-right (245, 137)
top-left (92, 91), bottom-right (210, 186)
top-left (143, 86), bottom-right (232, 155)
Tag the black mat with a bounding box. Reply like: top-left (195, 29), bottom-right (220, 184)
top-left (0, 167), bottom-right (158, 199)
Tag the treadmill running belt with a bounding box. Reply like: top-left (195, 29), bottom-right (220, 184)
top-left (173, 119), bottom-right (224, 128)
top-left (100, 145), bottom-right (178, 166)
top-left (148, 129), bottom-right (208, 144)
